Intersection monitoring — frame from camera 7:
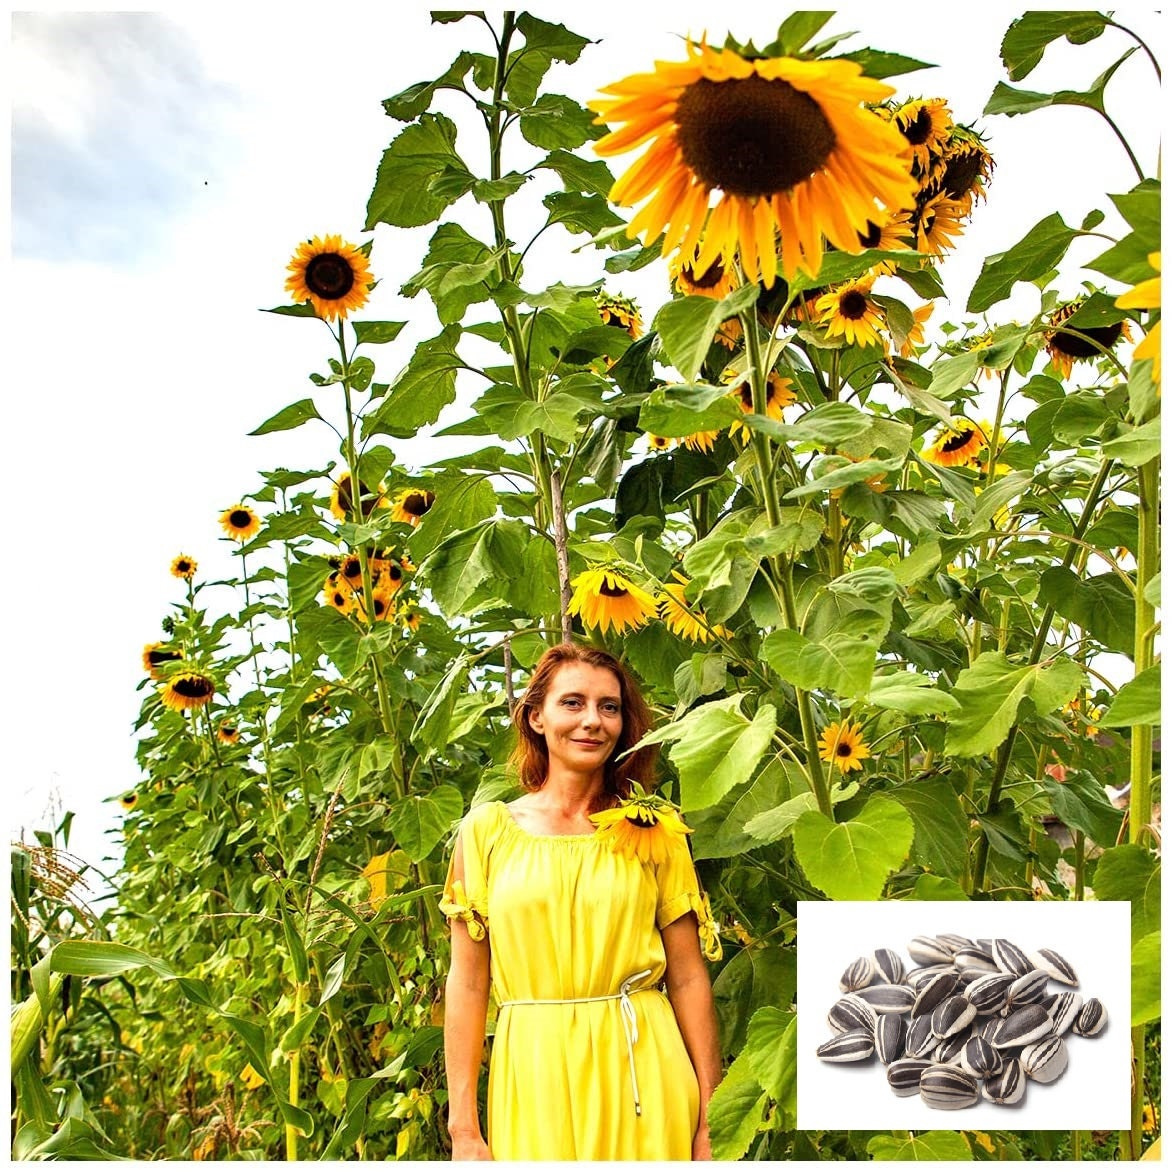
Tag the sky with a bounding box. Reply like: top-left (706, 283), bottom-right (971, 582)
top-left (4, 3), bottom-right (1162, 896)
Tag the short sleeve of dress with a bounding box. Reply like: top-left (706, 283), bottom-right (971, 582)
top-left (439, 802), bottom-right (498, 941)
top-left (654, 832), bottom-right (723, 961)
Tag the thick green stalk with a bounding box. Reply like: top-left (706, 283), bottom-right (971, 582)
top-left (285, 982), bottom-right (305, 1161)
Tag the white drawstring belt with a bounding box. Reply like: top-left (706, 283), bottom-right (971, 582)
top-left (498, 968), bottom-right (654, 1115)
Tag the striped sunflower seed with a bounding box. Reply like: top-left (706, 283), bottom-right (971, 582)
top-left (840, 955), bottom-right (878, 992)
top-left (992, 1004), bottom-right (1053, 1049)
top-left (931, 994), bottom-right (977, 1038)
top-left (991, 938), bottom-right (1033, 977)
top-left (975, 1016), bottom-right (1001, 1042)
top-left (1020, 1035), bottom-right (1068, 1083)
top-left (1043, 991), bottom-right (1083, 1036)
top-left (887, 1058), bottom-right (931, 1096)
top-left (933, 1031), bottom-right (967, 1065)
top-left (905, 1013), bottom-right (937, 1059)
top-left (935, 932), bottom-right (975, 954)
top-left (828, 993), bottom-right (877, 1034)
top-left (817, 1028), bottom-right (875, 1062)
top-left (873, 946), bottom-right (905, 985)
top-left (1073, 997), bottom-right (1107, 1037)
top-left (907, 964), bottom-right (955, 990)
top-left (855, 983), bottom-right (916, 1014)
top-left (911, 969), bottom-right (959, 1017)
top-left (875, 1013), bottom-right (906, 1065)
top-left (908, 935), bottom-right (953, 966)
top-left (1005, 969), bottom-right (1050, 1011)
top-left (953, 947), bottom-right (998, 973)
top-left (1029, 947), bottom-right (1079, 987)
top-left (965, 972), bottom-right (1014, 1015)
top-left (960, 1035), bottom-right (1004, 1079)
top-left (983, 1057), bottom-right (1026, 1105)
top-left (920, 1064), bottom-right (979, 1110)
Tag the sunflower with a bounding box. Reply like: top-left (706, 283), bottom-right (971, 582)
top-left (216, 721), bottom-right (241, 745)
top-left (855, 209), bottom-right (915, 273)
top-left (681, 428), bottom-right (722, 453)
top-left (340, 553), bottom-right (364, 587)
top-left (400, 553), bottom-right (417, 573)
top-left (818, 720), bottom-right (872, 772)
top-left (170, 554), bottom-right (197, 580)
top-left (356, 579), bottom-right (397, 622)
top-left (897, 303), bottom-right (934, 357)
top-left (727, 369), bottom-right (796, 441)
top-left (1116, 251), bottom-right (1161, 388)
top-left (284, 234), bottom-right (373, 321)
top-left (369, 557), bottom-right (405, 595)
top-left (399, 607), bottom-right (422, 632)
top-left (142, 642), bottom-right (183, 679)
top-left (568, 566), bottom-right (657, 635)
top-left (932, 125), bottom-right (995, 209)
top-left (923, 418), bottom-right (988, 468)
top-left (715, 316), bottom-right (743, 350)
top-left (657, 572), bottom-right (729, 643)
top-left (1045, 301), bottom-right (1134, 380)
top-left (219, 504), bottom-right (261, 542)
top-left (814, 277), bottom-right (887, 349)
top-left (596, 292), bottom-right (643, 339)
top-left (589, 793), bottom-right (693, 865)
top-left (330, 473), bottom-right (387, 522)
top-left (647, 432), bottom-right (676, 452)
top-left (669, 248), bottom-right (738, 300)
top-left (119, 792), bottom-right (139, 811)
top-left (160, 671), bottom-right (216, 712)
top-left (389, 488), bottom-right (435, 526)
top-left (592, 41), bottom-right (916, 283)
top-left (890, 97), bottom-right (953, 180)
top-left (912, 192), bottom-right (967, 257)
top-left (323, 572), bottom-right (354, 614)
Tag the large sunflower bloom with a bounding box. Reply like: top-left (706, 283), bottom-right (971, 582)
top-left (727, 369), bottom-right (796, 442)
top-left (160, 671), bottom-right (216, 712)
top-left (923, 418), bottom-right (988, 468)
top-left (818, 720), bottom-right (872, 773)
top-left (891, 97), bottom-right (953, 180)
top-left (1116, 251), bottom-right (1161, 388)
top-left (597, 292), bottom-right (643, 339)
top-left (657, 571), bottom-right (730, 643)
top-left (142, 642), bottom-right (183, 679)
top-left (285, 234), bottom-right (373, 321)
top-left (568, 566), bottom-right (657, 634)
top-left (592, 42), bottom-right (916, 283)
top-left (814, 277), bottom-right (886, 349)
top-left (589, 794), bottom-right (694, 865)
top-left (669, 248), bottom-right (739, 300)
top-left (389, 488), bottom-right (435, 526)
top-left (219, 504), bottom-right (261, 542)
top-left (170, 554), bottom-right (197, 580)
top-left (1045, 301), bottom-right (1132, 379)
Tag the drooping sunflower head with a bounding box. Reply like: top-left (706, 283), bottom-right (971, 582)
top-left (216, 721), bottom-right (241, 745)
top-left (656, 571), bottom-right (730, 644)
top-left (330, 473), bottom-right (388, 522)
top-left (589, 794), bottom-right (693, 865)
top-left (681, 427), bottom-right (723, 453)
top-left (170, 554), bottom-right (197, 581)
top-left (568, 566), bottom-right (658, 635)
top-left (596, 292), bottom-right (643, 339)
top-left (1045, 301), bottom-right (1132, 379)
top-left (891, 97), bottom-right (953, 180)
top-left (931, 124), bottom-right (995, 209)
top-left (219, 504), bottom-right (261, 542)
top-left (160, 671), bottom-right (216, 712)
top-left (668, 248), bottom-right (739, 300)
top-left (817, 720), bottom-right (872, 773)
top-left (285, 234), bottom-right (373, 321)
top-left (592, 41), bottom-right (916, 283)
top-left (119, 792), bottom-right (139, 811)
top-left (726, 369), bottom-right (797, 441)
top-left (923, 418), bottom-right (988, 468)
top-left (369, 557), bottom-right (405, 596)
top-left (390, 488), bottom-right (435, 526)
top-left (855, 209), bottom-right (915, 273)
top-left (912, 191), bottom-right (968, 257)
top-left (814, 276), bottom-right (887, 350)
top-left (142, 642), bottom-right (184, 679)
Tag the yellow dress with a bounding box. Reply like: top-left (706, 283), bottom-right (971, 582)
top-left (440, 800), bottom-right (720, 1161)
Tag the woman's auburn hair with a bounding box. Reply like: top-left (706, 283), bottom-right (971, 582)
top-left (510, 643), bottom-right (658, 802)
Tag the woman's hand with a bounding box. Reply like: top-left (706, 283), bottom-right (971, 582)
top-left (692, 1122), bottom-right (712, 1161)
top-left (451, 1131), bottom-right (492, 1161)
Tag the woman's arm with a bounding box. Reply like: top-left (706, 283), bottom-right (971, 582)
top-left (662, 913), bottom-right (723, 1161)
top-left (443, 837), bottom-right (493, 1160)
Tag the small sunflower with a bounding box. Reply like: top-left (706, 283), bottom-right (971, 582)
top-left (284, 234), bottom-right (373, 321)
top-left (219, 504), bottom-right (261, 542)
top-left (389, 488), bottom-right (435, 526)
top-left (160, 671), bottom-right (216, 713)
top-left (323, 572), bottom-right (354, 614)
top-left (142, 642), bottom-right (183, 679)
top-left (596, 291), bottom-right (643, 340)
top-left (657, 572), bottom-right (729, 643)
top-left (119, 792), bottom-right (139, 811)
top-left (568, 566), bottom-right (658, 635)
top-left (668, 249), bottom-right (739, 300)
top-left (814, 277), bottom-right (887, 349)
top-left (890, 97), bottom-right (953, 179)
top-left (931, 125), bottom-right (995, 209)
top-left (681, 428), bottom-right (722, 453)
top-left (399, 607), bottom-right (422, 632)
top-left (592, 41), bottom-right (916, 283)
top-left (339, 553), bottom-right (364, 587)
top-left (923, 418), bottom-right (988, 468)
top-left (912, 192), bottom-right (968, 257)
top-left (356, 579), bottom-right (397, 623)
top-left (1116, 251), bottom-right (1161, 388)
top-left (170, 554), bottom-right (197, 580)
top-left (855, 209), bottom-right (915, 273)
top-left (818, 720), bottom-right (872, 773)
top-left (216, 721), bottom-right (241, 745)
top-left (727, 369), bottom-right (796, 442)
top-left (589, 793), bottom-right (693, 865)
top-left (330, 473), bottom-right (387, 522)
top-left (647, 432), bottom-right (677, 453)
top-left (897, 303), bottom-right (934, 357)
top-left (1045, 301), bottom-right (1133, 380)
top-left (370, 557), bottom-right (405, 595)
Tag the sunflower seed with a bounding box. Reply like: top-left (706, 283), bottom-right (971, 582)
top-left (960, 1035), bottom-right (1004, 1079)
top-left (854, 983), bottom-right (916, 1014)
top-left (872, 946), bottom-right (905, 985)
top-left (931, 994), bottom-right (977, 1038)
top-left (840, 955), bottom-right (878, 992)
top-left (1030, 947), bottom-right (1079, 987)
top-left (983, 1057), bottom-right (1026, 1105)
top-left (905, 1013), bottom-right (937, 1058)
top-left (920, 1064), bottom-right (979, 1110)
top-left (965, 972), bottom-right (1015, 1015)
top-left (933, 1031), bottom-right (967, 1064)
top-left (992, 1004), bottom-right (1053, 1049)
top-left (935, 932), bottom-right (975, 954)
top-left (887, 1058), bottom-right (931, 1096)
top-left (828, 993), bottom-right (877, 1034)
top-left (954, 947), bottom-right (998, 973)
top-left (875, 1013), bottom-right (906, 1065)
top-left (975, 1016), bottom-right (1002, 1042)
top-left (908, 935), bottom-right (953, 966)
top-left (1020, 1035), bottom-right (1068, 1083)
top-left (907, 964), bottom-right (955, 990)
top-left (991, 938), bottom-right (1033, 977)
top-left (817, 1028), bottom-right (875, 1062)
top-left (1005, 969), bottom-right (1050, 1010)
top-left (911, 969), bottom-right (959, 1017)
top-left (1043, 991), bottom-right (1084, 1036)
top-left (1074, 997), bottom-right (1107, 1037)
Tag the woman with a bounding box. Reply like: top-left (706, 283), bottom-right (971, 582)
top-left (441, 643), bottom-right (723, 1161)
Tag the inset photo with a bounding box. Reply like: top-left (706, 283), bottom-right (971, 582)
top-left (796, 901), bottom-right (1131, 1130)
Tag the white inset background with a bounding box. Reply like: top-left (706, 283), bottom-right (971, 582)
top-left (796, 900), bottom-right (1131, 1129)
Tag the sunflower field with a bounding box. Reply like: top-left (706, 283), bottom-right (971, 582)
top-left (11, 9), bottom-right (1161, 1162)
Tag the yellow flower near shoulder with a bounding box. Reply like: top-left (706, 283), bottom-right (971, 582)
top-left (440, 879), bottom-right (486, 941)
top-left (1116, 251), bottom-right (1161, 388)
top-left (591, 41), bottom-right (916, 283)
top-left (568, 566), bottom-right (657, 635)
top-left (170, 554), bottom-right (197, 580)
top-left (240, 1062), bottom-right (266, 1090)
top-left (691, 891), bottom-right (723, 961)
top-left (818, 720), bottom-right (872, 773)
top-left (219, 504), bottom-right (261, 542)
top-left (285, 234), bottom-right (373, 321)
top-left (589, 794), bottom-right (693, 865)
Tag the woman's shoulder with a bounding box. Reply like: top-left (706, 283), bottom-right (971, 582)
top-left (457, 799), bottom-right (510, 838)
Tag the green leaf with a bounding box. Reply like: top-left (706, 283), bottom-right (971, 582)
top-left (742, 792), bottom-right (819, 845)
top-left (352, 320), bottom-right (408, 346)
top-left (733, 510), bottom-right (825, 559)
top-left (945, 652), bottom-right (1087, 757)
top-left (381, 51), bottom-right (476, 120)
top-left (1101, 664), bottom-right (1161, 727)
top-left (50, 941), bottom-right (178, 980)
top-left (1000, 11), bottom-right (1107, 80)
top-left (744, 1009), bottom-right (797, 1122)
top-left (281, 903), bottom-right (310, 983)
top-left (783, 454), bottom-right (905, 499)
top-left (639, 382), bottom-right (740, 438)
top-left (1132, 930), bottom-right (1161, 1025)
top-left (690, 758), bottom-right (804, 860)
top-left (365, 113), bottom-right (467, 230)
top-left (421, 520), bottom-right (528, 614)
top-left (761, 628), bottom-right (877, 699)
top-left (411, 653), bottom-right (470, 753)
top-left (385, 785), bottom-right (464, 862)
top-left (1038, 568), bottom-right (1136, 654)
top-left (868, 671), bottom-right (959, 715)
top-left (278, 1006), bottom-right (321, 1055)
top-left (711, 944), bottom-right (797, 1055)
top-left (519, 93), bottom-right (600, 149)
top-left (401, 222), bottom-right (499, 324)
top-left (1093, 844), bottom-right (1160, 942)
top-left (543, 190), bottom-right (624, 237)
top-left (984, 48), bottom-right (1136, 117)
top-left (1050, 391), bottom-right (1112, 445)
top-left (967, 213), bottom-right (1078, 314)
top-left (249, 398), bottom-right (323, 437)
top-left (363, 326), bottom-right (461, 441)
top-left (769, 11), bottom-right (834, 55)
top-left (791, 796), bottom-right (915, 900)
top-left (1087, 233), bottom-right (1163, 285)
top-left (1102, 416), bottom-right (1162, 466)
top-left (1043, 768), bottom-right (1124, 848)
top-left (836, 48), bottom-right (934, 79)
top-left (705, 1051), bottom-right (767, 1161)
top-left (927, 349), bottom-right (981, 398)
top-left (888, 781), bottom-right (969, 877)
top-left (407, 470), bottom-right (497, 561)
top-left (914, 874), bottom-right (969, 900)
top-left (654, 286), bottom-right (758, 381)
top-left (535, 148), bottom-right (613, 195)
top-left (868, 1131), bottom-right (973, 1161)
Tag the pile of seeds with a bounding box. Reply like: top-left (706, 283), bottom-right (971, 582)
top-left (816, 934), bottom-right (1108, 1111)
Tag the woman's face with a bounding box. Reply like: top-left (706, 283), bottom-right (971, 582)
top-left (528, 662), bottom-right (624, 777)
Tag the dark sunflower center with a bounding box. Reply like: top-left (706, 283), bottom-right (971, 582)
top-left (149, 648), bottom-right (181, 666)
top-left (229, 509), bottom-right (252, 529)
top-left (941, 149), bottom-right (983, 200)
top-left (177, 560), bottom-right (191, 572)
top-left (599, 581), bottom-right (630, 598)
top-left (403, 491), bottom-right (431, 516)
top-left (305, 253), bottom-right (355, 300)
top-left (683, 259), bottom-right (726, 289)
top-left (941, 428), bottom-right (976, 453)
top-left (836, 741), bottom-right (853, 757)
top-left (902, 107), bottom-right (934, 146)
top-left (738, 382), bottom-right (754, 410)
top-left (389, 564), bottom-right (403, 582)
top-left (839, 290), bottom-right (869, 321)
top-left (343, 557), bottom-right (361, 578)
top-left (857, 220), bottom-right (883, 249)
top-left (1052, 321), bottom-right (1123, 358)
top-left (332, 592), bottom-right (346, 606)
top-left (675, 75), bottom-right (836, 198)
top-left (374, 598), bottom-right (387, 616)
top-left (221, 726), bottom-right (237, 737)
top-left (175, 675), bottom-right (214, 699)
